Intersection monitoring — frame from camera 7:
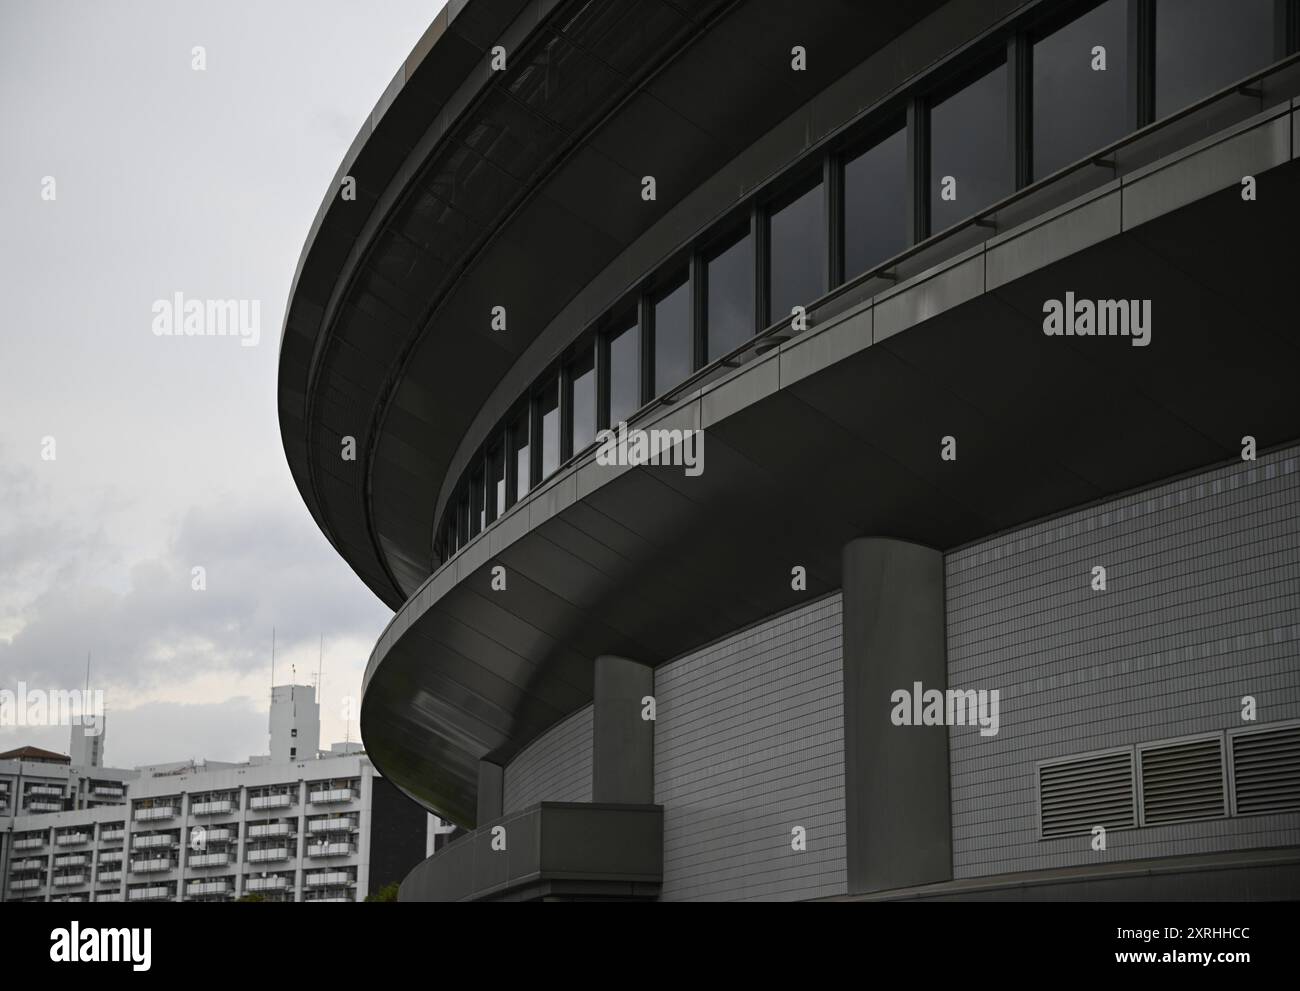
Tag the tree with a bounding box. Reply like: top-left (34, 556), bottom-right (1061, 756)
top-left (365, 882), bottom-right (400, 902)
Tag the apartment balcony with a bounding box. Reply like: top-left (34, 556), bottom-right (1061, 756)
top-left (134, 806), bottom-right (177, 822)
top-left (12, 858), bottom-right (44, 872)
top-left (202, 827), bottom-right (233, 843)
top-left (247, 822), bottom-right (291, 839)
top-left (306, 818), bottom-right (354, 835)
top-left (131, 858), bottom-right (173, 874)
top-left (191, 799), bottom-right (234, 817)
top-left (51, 894), bottom-right (88, 903)
top-left (9, 878), bottom-right (43, 892)
top-left (128, 886), bottom-right (172, 902)
top-left (93, 891), bottom-right (122, 902)
top-left (244, 875), bottom-right (288, 892)
top-left (308, 788), bottom-right (354, 805)
top-left (306, 842), bottom-right (354, 859)
top-left (100, 828), bottom-right (125, 843)
top-left (54, 853), bottom-right (88, 868)
top-left (92, 784), bottom-right (125, 798)
top-left (187, 879), bottom-right (232, 897)
top-left (28, 784), bottom-right (63, 797)
top-left (303, 871), bottom-right (354, 888)
top-left (97, 871), bottom-right (123, 884)
top-left (189, 852), bottom-right (231, 869)
top-left (53, 873), bottom-right (88, 887)
top-left (246, 847), bottom-right (290, 864)
top-left (97, 850), bottom-right (123, 863)
top-left (27, 800), bottom-right (62, 813)
top-left (131, 834), bottom-right (172, 850)
top-left (13, 837), bottom-right (45, 851)
top-left (55, 832), bottom-right (90, 846)
top-left (249, 794), bottom-right (293, 811)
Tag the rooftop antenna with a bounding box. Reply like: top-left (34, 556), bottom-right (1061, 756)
top-left (268, 627), bottom-right (276, 737)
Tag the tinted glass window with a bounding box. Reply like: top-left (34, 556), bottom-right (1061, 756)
top-left (1033, 0), bottom-right (1128, 179)
top-left (608, 320), bottom-right (639, 426)
top-left (1156, 0), bottom-right (1274, 118)
top-left (568, 345), bottom-right (597, 453)
top-left (652, 276), bottom-right (691, 396)
top-left (487, 443), bottom-right (505, 521)
top-left (469, 468), bottom-right (485, 537)
top-left (843, 126), bottom-right (907, 279)
top-left (768, 181), bottom-right (825, 323)
top-left (538, 378), bottom-right (560, 480)
top-left (930, 63), bottom-right (1010, 234)
top-left (706, 231), bottom-right (754, 362)
top-left (510, 411), bottom-right (530, 502)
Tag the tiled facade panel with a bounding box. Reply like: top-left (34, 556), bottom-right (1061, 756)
top-left (502, 705), bottom-right (592, 814)
top-left (655, 595), bottom-right (846, 901)
top-left (947, 447), bottom-right (1300, 878)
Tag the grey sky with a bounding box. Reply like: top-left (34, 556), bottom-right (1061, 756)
top-left (0, 1), bottom-right (446, 765)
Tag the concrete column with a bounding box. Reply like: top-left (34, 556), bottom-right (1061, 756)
top-left (841, 537), bottom-right (951, 894)
top-left (592, 654), bottom-right (655, 805)
top-left (476, 760), bottom-right (504, 825)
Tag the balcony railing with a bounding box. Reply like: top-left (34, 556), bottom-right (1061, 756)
top-left (97, 850), bottom-right (123, 863)
top-left (131, 835), bottom-right (172, 850)
top-left (201, 827), bottom-right (233, 843)
top-left (189, 852), bottom-right (231, 869)
top-left (54, 854), bottom-right (88, 867)
top-left (249, 794), bottom-right (292, 810)
top-left (97, 871), bottom-right (123, 884)
top-left (9, 879), bottom-right (43, 892)
top-left (128, 886), bottom-right (172, 902)
top-left (133, 806), bottom-right (177, 822)
top-left (246, 847), bottom-right (290, 863)
top-left (100, 828), bottom-right (125, 843)
top-left (244, 876), bottom-right (288, 892)
top-left (191, 799), bottom-right (234, 816)
top-left (131, 858), bottom-right (173, 874)
top-left (55, 832), bottom-right (90, 846)
top-left (92, 784), bottom-right (125, 798)
top-left (308, 788), bottom-right (354, 805)
top-left (53, 874), bottom-right (88, 887)
top-left (306, 842), bottom-right (354, 858)
top-left (247, 822), bottom-right (291, 839)
top-left (26, 800), bottom-right (62, 813)
top-left (12, 858), bottom-right (45, 872)
top-left (306, 818), bottom-right (353, 834)
top-left (187, 880), bottom-right (232, 896)
top-left (28, 784), bottom-right (63, 797)
top-left (13, 837), bottom-right (45, 850)
top-left (304, 871), bottom-right (354, 887)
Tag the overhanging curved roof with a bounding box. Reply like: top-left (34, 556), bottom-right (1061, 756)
top-left (278, 0), bottom-right (947, 610)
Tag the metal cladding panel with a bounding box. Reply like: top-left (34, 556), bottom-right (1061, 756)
top-left (947, 445), bottom-right (1300, 879)
top-left (654, 596), bottom-right (846, 901)
top-left (502, 705), bottom-right (593, 814)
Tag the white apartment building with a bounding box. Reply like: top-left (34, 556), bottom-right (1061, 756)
top-left (0, 685), bottom-right (428, 903)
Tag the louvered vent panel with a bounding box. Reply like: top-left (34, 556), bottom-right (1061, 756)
top-left (1140, 738), bottom-right (1225, 826)
top-left (1232, 724), bottom-right (1300, 815)
top-left (1038, 752), bottom-right (1134, 838)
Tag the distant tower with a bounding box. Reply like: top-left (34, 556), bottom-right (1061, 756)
top-left (69, 717), bottom-right (104, 768)
top-left (69, 652), bottom-right (103, 767)
top-left (269, 684), bottom-right (320, 762)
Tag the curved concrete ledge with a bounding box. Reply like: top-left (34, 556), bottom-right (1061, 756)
top-left (362, 102), bottom-right (1300, 825)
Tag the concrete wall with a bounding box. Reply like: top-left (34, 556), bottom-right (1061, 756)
top-left (654, 595), bottom-right (847, 901)
top-left (947, 445), bottom-right (1300, 878)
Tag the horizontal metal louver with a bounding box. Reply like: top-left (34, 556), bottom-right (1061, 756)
top-left (1140, 738), bottom-right (1225, 826)
top-left (1232, 724), bottom-right (1300, 816)
top-left (1039, 752), bottom-right (1135, 838)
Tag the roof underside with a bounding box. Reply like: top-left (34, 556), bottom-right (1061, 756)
top-left (278, 0), bottom-right (948, 609)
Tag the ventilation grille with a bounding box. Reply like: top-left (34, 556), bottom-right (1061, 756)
top-left (1140, 737), bottom-right (1225, 826)
top-left (1232, 724), bottom-right (1300, 816)
top-left (1038, 752), bottom-right (1135, 838)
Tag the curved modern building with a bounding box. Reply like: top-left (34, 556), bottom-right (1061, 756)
top-left (281, 0), bottom-right (1300, 901)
